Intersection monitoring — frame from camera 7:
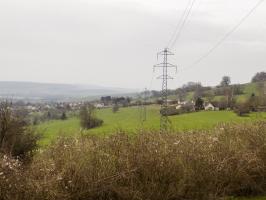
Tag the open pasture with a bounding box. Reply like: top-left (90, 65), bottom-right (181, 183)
top-left (38, 105), bottom-right (266, 145)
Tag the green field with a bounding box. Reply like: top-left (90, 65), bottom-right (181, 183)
top-left (38, 105), bottom-right (266, 145)
top-left (37, 106), bottom-right (266, 200)
top-left (182, 82), bottom-right (262, 103)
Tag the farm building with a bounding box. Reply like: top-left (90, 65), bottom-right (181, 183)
top-left (204, 103), bottom-right (219, 111)
top-left (95, 103), bottom-right (105, 109)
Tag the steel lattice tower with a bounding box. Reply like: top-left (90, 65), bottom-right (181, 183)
top-left (154, 48), bottom-right (177, 132)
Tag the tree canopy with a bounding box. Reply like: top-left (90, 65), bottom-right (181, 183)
top-left (252, 72), bottom-right (266, 82)
top-left (220, 76), bottom-right (231, 87)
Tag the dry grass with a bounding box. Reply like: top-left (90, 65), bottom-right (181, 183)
top-left (1, 121), bottom-right (266, 200)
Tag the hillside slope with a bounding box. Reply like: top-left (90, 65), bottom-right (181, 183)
top-left (184, 82), bottom-right (263, 102)
top-left (0, 81), bottom-right (137, 101)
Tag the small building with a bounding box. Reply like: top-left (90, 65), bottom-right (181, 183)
top-left (44, 105), bottom-right (51, 110)
top-left (26, 105), bottom-right (37, 111)
top-left (176, 104), bottom-right (182, 110)
top-left (95, 103), bottom-right (105, 109)
top-left (204, 103), bottom-right (218, 111)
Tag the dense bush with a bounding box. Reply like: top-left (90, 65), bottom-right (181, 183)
top-left (252, 72), bottom-right (266, 82)
top-left (60, 112), bottom-right (67, 120)
top-left (112, 104), bottom-right (119, 113)
top-left (0, 154), bottom-right (24, 199)
top-left (162, 104), bottom-right (194, 116)
top-left (1, 121), bottom-right (266, 200)
top-left (0, 102), bottom-right (41, 158)
top-left (234, 103), bottom-right (250, 116)
top-left (215, 98), bottom-right (229, 110)
top-left (29, 109), bottom-right (71, 125)
top-left (161, 106), bottom-right (181, 116)
top-left (80, 104), bottom-right (103, 129)
top-left (195, 97), bottom-right (204, 111)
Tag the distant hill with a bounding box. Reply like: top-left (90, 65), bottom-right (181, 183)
top-left (0, 81), bottom-right (137, 101)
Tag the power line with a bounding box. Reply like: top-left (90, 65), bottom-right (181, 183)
top-left (169, 0), bottom-right (197, 49)
top-left (181, 0), bottom-right (265, 72)
top-left (167, 0), bottom-right (192, 48)
top-left (148, 70), bottom-right (155, 92)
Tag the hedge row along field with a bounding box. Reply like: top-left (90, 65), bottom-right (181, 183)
top-left (1, 121), bottom-right (266, 200)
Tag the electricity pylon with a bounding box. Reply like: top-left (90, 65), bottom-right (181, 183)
top-left (154, 48), bottom-right (177, 132)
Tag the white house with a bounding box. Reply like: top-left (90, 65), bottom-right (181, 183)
top-left (176, 104), bottom-right (182, 110)
top-left (204, 103), bottom-right (218, 111)
top-left (95, 103), bottom-right (105, 109)
top-left (26, 105), bottom-right (37, 111)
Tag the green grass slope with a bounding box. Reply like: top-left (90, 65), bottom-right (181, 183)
top-left (183, 82), bottom-right (261, 103)
top-left (38, 106), bottom-right (266, 145)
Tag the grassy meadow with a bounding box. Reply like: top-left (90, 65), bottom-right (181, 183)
top-left (38, 105), bottom-right (266, 145)
top-left (173, 82), bottom-right (262, 103)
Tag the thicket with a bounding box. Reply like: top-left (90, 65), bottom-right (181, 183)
top-left (162, 104), bottom-right (195, 116)
top-left (234, 102), bottom-right (251, 116)
top-left (30, 109), bottom-right (70, 125)
top-left (252, 72), bottom-right (266, 82)
top-left (0, 102), bottom-right (41, 158)
top-left (112, 104), bottom-right (119, 113)
top-left (80, 104), bottom-right (103, 129)
top-left (1, 121), bottom-right (266, 200)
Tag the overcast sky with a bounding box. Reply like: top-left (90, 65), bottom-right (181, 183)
top-left (0, 0), bottom-right (265, 90)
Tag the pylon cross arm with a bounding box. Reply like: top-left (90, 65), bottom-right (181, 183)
top-left (157, 75), bottom-right (174, 80)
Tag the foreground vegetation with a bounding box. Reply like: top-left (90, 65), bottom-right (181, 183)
top-left (1, 122), bottom-right (266, 200)
top-left (38, 106), bottom-right (266, 145)
top-left (0, 102), bottom-right (41, 157)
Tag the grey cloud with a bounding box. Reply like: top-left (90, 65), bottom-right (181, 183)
top-left (0, 0), bottom-right (265, 89)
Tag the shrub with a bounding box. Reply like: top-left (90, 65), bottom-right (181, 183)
top-left (252, 71), bottom-right (266, 82)
top-left (0, 102), bottom-right (41, 158)
top-left (161, 104), bottom-right (196, 116)
top-left (218, 97), bottom-right (228, 110)
top-left (249, 93), bottom-right (260, 112)
top-left (234, 103), bottom-right (250, 116)
top-left (80, 104), bottom-right (103, 129)
top-left (195, 97), bottom-right (204, 111)
top-left (0, 154), bottom-right (24, 199)
top-left (1, 122), bottom-right (266, 200)
top-left (112, 104), bottom-right (119, 113)
top-left (161, 106), bottom-right (181, 116)
top-left (60, 112), bottom-right (67, 120)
